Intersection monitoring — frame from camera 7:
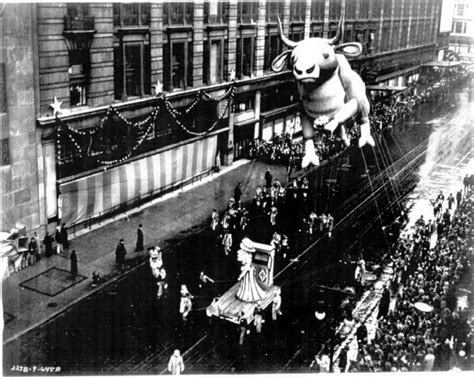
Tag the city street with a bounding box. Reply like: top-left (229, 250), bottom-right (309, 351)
top-left (3, 84), bottom-right (471, 375)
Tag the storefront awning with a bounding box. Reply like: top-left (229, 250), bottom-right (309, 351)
top-left (366, 85), bottom-right (408, 92)
top-left (376, 65), bottom-right (421, 82)
top-left (422, 60), bottom-right (462, 68)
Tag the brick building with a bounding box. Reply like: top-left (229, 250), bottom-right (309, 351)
top-left (1, 0), bottom-right (444, 235)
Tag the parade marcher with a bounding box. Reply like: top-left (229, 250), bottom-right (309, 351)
top-left (355, 258), bottom-right (366, 287)
top-left (281, 235), bottom-right (290, 259)
top-left (327, 213), bottom-right (334, 237)
top-left (254, 303), bottom-right (264, 333)
top-left (199, 271), bottom-right (215, 289)
top-left (135, 223), bottom-right (144, 252)
top-left (150, 247), bottom-right (166, 298)
top-left (436, 190), bottom-right (445, 203)
top-left (272, 288), bottom-right (282, 320)
top-left (168, 349), bottom-right (185, 375)
top-left (264, 168), bottom-right (273, 188)
top-left (55, 225), bottom-right (63, 255)
top-left (308, 212), bottom-right (317, 235)
top-left (210, 209), bottom-right (219, 231)
top-left (269, 206), bottom-right (278, 227)
top-left (43, 231), bottom-right (54, 258)
top-left (222, 229), bottom-right (232, 256)
top-left (115, 239), bottom-right (127, 266)
top-left (179, 284), bottom-right (193, 322)
top-left (61, 223), bottom-right (70, 250)
top-left (234, 182), bottom-right (242, 206)
top-left (70, 249), bottom-right (78, 276)
top-left (238, 312), bottom-right (250, 345)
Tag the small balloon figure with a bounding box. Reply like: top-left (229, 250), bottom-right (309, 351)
top-left (236, 238), bottom-right (267, 302)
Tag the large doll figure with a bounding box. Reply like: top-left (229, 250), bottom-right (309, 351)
top-left (236, 238), bottom-right (267, 302)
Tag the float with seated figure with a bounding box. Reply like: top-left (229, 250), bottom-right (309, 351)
top-left (206, 237), bottom-right (280, 324)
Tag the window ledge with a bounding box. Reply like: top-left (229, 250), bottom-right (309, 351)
top-left (165, 25), bottom-right (193, 33)
top-left (205, 24), bottom-right (227, 31)
top-left (116, 26), bottom-right (150, 35)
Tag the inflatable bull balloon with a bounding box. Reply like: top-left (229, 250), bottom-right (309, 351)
top-left (272, 17), bottom-right (375, 168)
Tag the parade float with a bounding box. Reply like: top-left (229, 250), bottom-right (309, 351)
top-left (206, 238), bottom-right (280, 324)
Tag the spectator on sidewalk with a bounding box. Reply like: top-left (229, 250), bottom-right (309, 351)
top-left (456, 190), bottom-right (462, 207)
top-left (115, 239), bottom-right (127, 266)
top-left (61, 223), bottom-right (70, 250)
top-left (27, 237), bottom-right (37, 267)
top-left (43, 231), bottom-right (54, 258)
top-left (70, 249), bottom-right (78, 276)
top-left (55, 225), bottom-right (63, 254)
top-left (447, 193), bottom-right (455, 210)
top-left (33, 232), bottom-right (42, 260)
top-left (378, 284), bottom-right (391, 320)
top-left (135, 224), bottom-right (144, 252)
top-left (463, 174), bottom-right (469, 194)
top-left (168, 349), bottom-right (185, 375)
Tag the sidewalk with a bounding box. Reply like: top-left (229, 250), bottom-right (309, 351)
top-left (2, 159), bottom-right (290, 343)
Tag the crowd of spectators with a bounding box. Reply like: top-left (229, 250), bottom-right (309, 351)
top-left (346, 191), bottom-right (472, 372)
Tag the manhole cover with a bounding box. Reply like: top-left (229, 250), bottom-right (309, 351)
top-left (47, 302), bottom-right (58, 307)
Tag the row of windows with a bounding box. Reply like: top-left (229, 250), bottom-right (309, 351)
top-left (65, 2), bottom-right (440, 107)
top-left (106, 1), bottom-right (437, 27)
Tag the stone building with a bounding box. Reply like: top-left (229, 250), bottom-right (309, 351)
top-left (0, 0), bottom-right (444, 235)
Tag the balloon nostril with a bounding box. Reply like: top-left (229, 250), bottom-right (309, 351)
top-left (323, 52), bottom-right (330, 59)
top-left (294, 67), bottom-right (303, 75)
top-left (306, 65), bottom-right (315, 74)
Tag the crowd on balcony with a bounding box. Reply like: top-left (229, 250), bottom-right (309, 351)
top-left (343, 190), bottom-right (472, 372)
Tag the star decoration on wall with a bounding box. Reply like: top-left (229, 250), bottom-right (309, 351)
top-left (154, 79), bottom-right (163, 96)
top-left (50, 96), bottom-right (63, 117)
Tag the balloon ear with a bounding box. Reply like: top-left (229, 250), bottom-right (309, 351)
top-left (334, 42), bottom-right (363, 58)
top-left (271, 50), bottom-right (292, 72)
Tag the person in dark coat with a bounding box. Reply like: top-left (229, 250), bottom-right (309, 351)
top-left (70, 249), bottom-right (78, 276)
top-left (115, 239), bottom-right (127, 266)
top-left (61, 223), bottom-right (70, 249)
top-left (234, 183), bottom-right (242, 206)
top-left (43, 231), bottom-right (54, 257)
top-left (264, 168), bottom-right (273, 188)
top-left (55, 226), bottom-right (63, 254)
top-left (378, 284), bottom-right (390, 319)
top-left (456, 190), bottom-right (462, 207)
top-left (135, 224), bottom-right (144, 252)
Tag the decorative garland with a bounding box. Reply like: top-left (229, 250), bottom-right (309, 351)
top-left (57, 81), bottom-right (236, 167)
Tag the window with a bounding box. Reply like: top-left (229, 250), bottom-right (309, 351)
top-left (1, 138), bottom-right (10, 166)
top-left (372, 0), bottom-right (382, 18)
top-left (311, 0), bottom-right (324, 20)
top-left (400, 21), bottom-right (409, 47)
top-left (403, 0), bottom-right (411, 18)
top-left (452, 21), bottom-right (467, 34)
top-left (394, 0), bottom-right (402, 17)
top-left (113, 3), bottom-right (150, 27)
top-left (290, 29), bottom-right (304, 42)
top-left (163, 2), bottom-right (193, 25)
top-left (68, 50), bottom-right (89, 106)
top-left (236, 37), bottom-right (254, 79)
top-left (381, 26), bottom-right (390, 51)
top-left (204, 1), bottom-right (226, 24)
top-left (346, 1), bottom-right (356, 19)
top-left (163, 40), bottom-right (193, 91)
top-left (264, 34), bottom-right (282, 71)
top-left (359, 0), bottom-right (369, 18)
top-left (391, 24), bottom-right (400, 49)
top-left (234, 92), bottom-right (255, 114)
top-left (114, 42), bottom-right (151, 100)
top-left (383, 0), bottom-right (392, 17)
top-left (67, 3), bottom-right (90, 18)
top-left (238, 1), bottom-right (258, 24)
top-left (409, 21), bottom-right (417, 46)
top-left (266, 1), bottom-right (284, 23)
top-left (290, 1), bottom-right (306, 22)
top-left (204, 39), bottom-right (224, 85)
top-left (456, 3), bottom-right (465, 17)
top-left (0, 63), bottom-right (6, 114)
top-left (329, 0), bottom-right (341, 20)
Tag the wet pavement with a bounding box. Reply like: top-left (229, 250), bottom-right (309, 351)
top-left (2, 87), bottom-right (472, 375)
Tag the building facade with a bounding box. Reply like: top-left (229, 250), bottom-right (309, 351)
top-left (1, 0), bottom-right (444, 234)
top-left (449, 0), bottom-right (474, 60)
